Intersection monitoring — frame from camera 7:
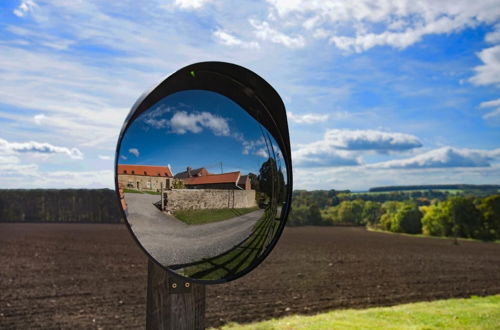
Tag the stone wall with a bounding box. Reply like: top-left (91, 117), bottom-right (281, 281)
top-left (163, 189), bottom-right (257, 211)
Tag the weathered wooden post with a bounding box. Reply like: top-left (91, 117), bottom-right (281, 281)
top-left (114, 62), bottom-right (292, 329)
top-left (146, 260), bottom-right (205, 330)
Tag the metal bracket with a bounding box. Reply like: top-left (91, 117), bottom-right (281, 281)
top-left (168, 276), bottom-right (192, 294)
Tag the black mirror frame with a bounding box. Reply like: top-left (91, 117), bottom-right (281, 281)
top-left (114, 61), bottom-right (293, 284)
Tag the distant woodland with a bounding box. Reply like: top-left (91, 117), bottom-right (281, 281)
top-left (0, 189), bottom-right (123, 223)
top-left (289, 186), bottom-right (500, 241)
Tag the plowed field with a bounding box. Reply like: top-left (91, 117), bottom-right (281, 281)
top-left (1, 224), bottom-right (499, 329)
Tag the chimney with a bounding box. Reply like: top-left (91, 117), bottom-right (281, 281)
top-left (187, 166), bottom-right (192, 178)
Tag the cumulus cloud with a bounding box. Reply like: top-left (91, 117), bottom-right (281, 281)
top-left (128, 148), bottom-right (140, 157)
top-left (287, 111), bottom-right (329, 124)
top-left (293, 128), bottom-right (422, 167)
top-left (470, 45), bottom-right (500, 87)
top-left (264, 0), bottom-right (500, 52)
top-left (13, 0), bottom-right (36, 17)
top-left (325, 129), bottom-right (422, 151)
top-left (169, 111), bottom-right (230, 136)
top-left (213, 29), bottom-right (260, 49)
top-left (250, 19), bottom-right (306, 48)
top-left (0, 138), bottom-right (83, 159)
top-left (174, 0), bottom-right (211, 10)
top-left (371, 147), bottom-right (500, 169)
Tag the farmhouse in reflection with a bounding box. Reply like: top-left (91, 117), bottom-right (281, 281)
top-left (117, 164), bottom-right (256, 212)
top-left (117, 164), bottom-right (173, 191)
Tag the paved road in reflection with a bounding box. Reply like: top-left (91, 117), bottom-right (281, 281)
top-left (124, 193), bottom-right (263, 266)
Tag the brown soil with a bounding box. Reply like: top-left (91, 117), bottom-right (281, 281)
top-left (1, 224), bottom-right (499, 329)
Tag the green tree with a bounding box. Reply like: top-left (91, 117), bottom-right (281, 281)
top-left (287, 205), bottom-right (309, 226)
top-left (393, 203), bottom-right (422, 234)
top-left (476, 194), bottom-right (500, 240)
top-left (308, 204), bottom-right (324, 225)
top-left (448, 197), bottom-right (484, 239)
top-left (362, 201), bottom-right (382, 226)
top-left (380, 201), bottom-right (401, 231)
top-left (337, 200), bottom-right (364, 225)
top-left (420, 203), bottom-right (452, 236)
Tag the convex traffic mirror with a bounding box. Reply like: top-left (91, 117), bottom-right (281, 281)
top-left (115, 62), bottom-right (292, 283)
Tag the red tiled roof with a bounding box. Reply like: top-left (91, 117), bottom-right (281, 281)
top-left (183, 171), bottom-right (240, 185)
top-left (118, 164), bottom-right (173, 177)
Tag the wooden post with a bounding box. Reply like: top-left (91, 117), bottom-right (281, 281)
top-left (146, 259), bottom-right (205, 330)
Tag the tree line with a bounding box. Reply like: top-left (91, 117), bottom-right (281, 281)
top-left (369, 184), bottom-right (500, 193)
top-left (0, 189), bottom-right (123, 223)
top-left (288, 190), bottom-right (500, 241)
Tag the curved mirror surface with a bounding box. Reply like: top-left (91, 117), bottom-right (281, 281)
top-left (117, 90), bottom-right (287, 281)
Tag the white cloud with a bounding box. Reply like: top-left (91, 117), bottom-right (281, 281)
top-left (174, 0), bottom-right (211, 10)
top-left (265, 0), bottom-right (500, 52)
top-left (169, 111), bottom-right (230, 136)
top-left (287, 111), bottom-right (329, 124)
top-left (242, 137), bottom-right (265, 155)
top-left (371, 147), bottom-right (500, 169)
top-left (293, 128), bottom-right (422, 167)
top-left (213, 29), bottom-right (260, 49)
top-left (250, 19), bottom-right (305, 48)
top-left (324, 129), bottom-right (422, 151)
top-left (33, 113), bottom-right (45, 125)
top-left (480, 98), bottom-right (500, 119)
top-left (470, 45), bottom-right (500, 87)
top-left (254, 148), bottom-right (269, 158)
top-left (98, 155), bottom-right (112, 160)
top-left (13, 0), bottom-right (36, 17)
top-left (0, 138), bottom-right (83, 159)
top-left (294, 147), bottom-right (360, 167)
top-left (480, 98), bottom-right (500, 108)
top-left (486, 24), bottom-right (500, 43)
top-left (128, 148), bottom-right (140, 157)
top-left (6, 25), bottom-right (74, 51)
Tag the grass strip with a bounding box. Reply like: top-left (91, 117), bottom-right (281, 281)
top-left (216, 295), bottom-right (500, 330)
top-left (174, 207), bottom-right (260, 225)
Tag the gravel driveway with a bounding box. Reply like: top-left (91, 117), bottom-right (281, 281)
top-left (124, 193), bottom-right (263, 265)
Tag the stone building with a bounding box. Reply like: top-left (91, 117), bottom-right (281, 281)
top-left (117, 164), bottom-right (173, 192)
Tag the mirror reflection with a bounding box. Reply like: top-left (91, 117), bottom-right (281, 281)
top-left (117, 90), bottom-right (287, 281)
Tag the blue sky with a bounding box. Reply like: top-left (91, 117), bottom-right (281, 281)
top-left (0, 0), bottom-right (499, 190)
top-left (118, 90), bottom-right (282, 177)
